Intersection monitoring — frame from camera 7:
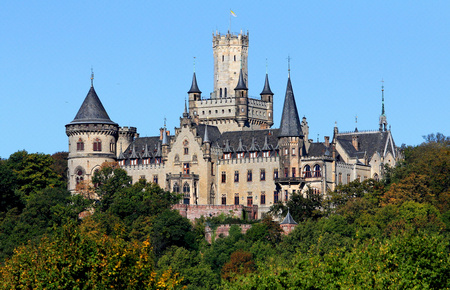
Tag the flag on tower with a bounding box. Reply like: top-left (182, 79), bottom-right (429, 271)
top-left (230, 10), bottom-right (237, 17)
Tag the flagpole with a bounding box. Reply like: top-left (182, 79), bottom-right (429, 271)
top-left (229, 9), bottom-right (231, 33)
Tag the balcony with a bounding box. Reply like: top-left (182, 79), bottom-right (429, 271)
top-left (274, 176), bottom-right (304, 185)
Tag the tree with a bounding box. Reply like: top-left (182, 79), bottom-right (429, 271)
top-left (0, 221), bottom-right (183, 289)
top-left (221, 250), bottom-right (256, 282)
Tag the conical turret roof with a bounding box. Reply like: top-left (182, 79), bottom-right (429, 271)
top-left (280, 210), bottom-right (298, 225)
top-left (234, 69), bottom-right (248, 90)
top-left (260, 73), bottom-right (274, 95)
top-left (69, 86), bottom-right (116, 125)
top-left (188, 72), bottom-right (202, 94)
top-left (279, 77), bottom-right (302, 137)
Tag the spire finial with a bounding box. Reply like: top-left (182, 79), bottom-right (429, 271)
top-left (355, 115), bottom-right (358, 132)
top-left (381, 78), bottom-right (385, 116)
top-left (193, 57), bottom-right (196, 73)
top-left (90, 67), bottom-right (94, 87)
top-left (287, 55), bottom-right (291, 78)
top-left (164, 117), bottom-right (166, 129)
top-left (266, 58), bottom-right (268, 74)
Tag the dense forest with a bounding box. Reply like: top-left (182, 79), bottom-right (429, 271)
top-left (0, 133), bottom-right (449, 289)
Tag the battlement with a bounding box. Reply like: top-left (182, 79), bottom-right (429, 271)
top-left (218, 156), bottom-right (278, 165)
top-left (212, 31), bottom-right (249, 47)
top-left (66, 123), bottom-right (118, 136)
top-left (119, 126), bottom-right (137, 134)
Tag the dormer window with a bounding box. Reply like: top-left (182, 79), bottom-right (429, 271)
top-left (262, 151), bottom-right (270, 158)
top-left (130, 159), bottom-right (138, 166)
top-left (223, 153), bottom-right (231, 159)
top-left (250, 152), bottom-right (257, 158)
top-left (237, 152), bottom-right (244, 159)
top-left (93, 138), bottom-right (102, 151)
top-left (77, 139), bottom-right (84, 151)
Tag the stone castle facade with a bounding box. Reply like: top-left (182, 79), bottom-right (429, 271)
top-left (66, 31), bottom-right (400, 217)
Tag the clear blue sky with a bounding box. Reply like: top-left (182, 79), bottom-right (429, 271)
top-left (1, 1), bottom-right (449, 158)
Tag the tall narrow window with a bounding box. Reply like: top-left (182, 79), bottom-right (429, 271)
top-left (347, 174), bottom-right (351, 184)
top-left (292, 167), bottom-right (296, 178)
top-left (173, 182), bottom-right (179, 193)
top-left (222, 194), bottom-right (226, 205)
top-left (314, 165), bottom-right (322, 177)
top-left (93, 138), bottom-right (102, 151)
top-left (274, 191), bottom-right (279, 203)
top-left (273, 168), bottom-right (278, 179)
top-left (303, 165), bottom-right (312, 178)
top-left (224, 88), bottom-right (227, 98)
top-left (338, 173), bottom-right (342, 184)
top-left (183, 163), bottom-right (190, 174)
top-left (221, 171), bottom-right (226, 183)
top-left (284, 167), bottom-right (289, 178)
top-left (220, 88), bottom-right (222, 98)
top-left (77, 139), bottom-right (84, 151)
top-left (260, 169), bottom-right (266, 181)
top-left (247, 195), bottom-right (253, 206)
top-left (183, 182), bottom-right (190, 204)
top-left (247, 170), bottom-right (252, 182)
top-left (260, 193), bottom-right (266, 205)
top-left (234, 193), bottom-right (239, 205)
top-left (234, 171), bottom-right (239, 182)
top-left (285, 190), bottom-right (289, 201)
top-left (76, 169), bottom-right (84, 185)
top-left (153, 175), bottom-right (158, 184)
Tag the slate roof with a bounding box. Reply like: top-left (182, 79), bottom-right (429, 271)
top-left (218, 129), bottom-right (280, 156)
top-left (187, 72), bottom-right (201, 94)
top-left (235, 69), bottom-right (248, 90)
top-left (280, 210), bottom-right (298, 225)
top-left (278, 77), bottom-right (302, 137)
top-left (260, 73), bottom-right (274, 95)
top-left (69, 86), bottom-right (117, 125)
top-left (121, 136), bottom-right (166, 160)
top-left (308, 143), bottom-right (331, 157)
top-left (336, 131), bottom-right (395, 161)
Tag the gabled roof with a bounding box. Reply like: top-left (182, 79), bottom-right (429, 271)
top-left (260, 73), bottom-right (274, 95)
top-left (234, 69), bottom-right (248, 90)
top-left (218, 129), bottom-right (280, 155)
top-left (279, 77), bottom-right (302, 137)
top-left (187, 72), bottom-right (202, 94)
top-left (69, 86), bottom-right (117, 125)
top-left (335, 130), bottom-right (395, 161)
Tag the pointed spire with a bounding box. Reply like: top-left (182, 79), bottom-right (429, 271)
top-left (69, 78), bottom-right (117, 125)
top-left (224, 139), bottom-right (232, 153)
top-left (260, 73), bottom-right (274, 95)
top-left (280, 209), bottom-right (297, 225)
top-left (279, 76), bottom-right (302, 137)
top-left (249, 137), bottom-right (258, 152)
top-left (262, 135), bottom-right (271, 151)
top-left (381, 79), bottom-right (385, 116)
top-left (203, 123), bottom-right (210, 143)
top-left (142, 144), bottom-right (151, 158)
top-left (118, 143), bottom-right (126, 160)
top-left (235, 68), bottom-right (248, 90)
top-left (130, 143), bottom-right (139, 159)
top-left (162, 129), bottom-right (168, 145)
top-left (355, 115), bottom-right (358, 132)
top-left (155, 142), bottom-right (162, 157)
top-left (188, 72), bottom-right (202, 94)
top-left (236, 138), bottom-right (245, 152)
top-left (183, 98), bottom-right (189, 118)
top-left (379, 79), bottom-right (388, 132)
top-left (90, 68), bottom-right (94, 87)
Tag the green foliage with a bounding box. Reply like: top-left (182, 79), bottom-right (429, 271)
top-left (51, 151), bottom-right (68, 183)
top-left (0, 221), bottom-right (184, 289)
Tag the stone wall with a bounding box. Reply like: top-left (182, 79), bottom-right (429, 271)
top-left (172, 204), bottom-right (258, 221)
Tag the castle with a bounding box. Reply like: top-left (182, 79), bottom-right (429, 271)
top-left (66, 31), bottom-right (400, 217)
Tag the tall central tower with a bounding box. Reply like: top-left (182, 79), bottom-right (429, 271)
top-left (212, 31), bottom-right (249, 99)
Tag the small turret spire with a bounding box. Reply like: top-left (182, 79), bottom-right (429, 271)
top-left (235, 68), bottom-right (248, 90)
top-left (188, 72), bottom-right (202, 94)
top-left (260, 73), bottom-right (274, 96)
top-left (355, 115), bottom-right (358, 132)
top-left (287, 55), bottom-right (291, 78)
top-left (203, 123), bottom-right (210, 143)
top-left (381, 79), bottom-right (385, 116)
top-left (183, 98), bottom-right (189, 118)
top-left (279, 73), bottom-right (302, 137)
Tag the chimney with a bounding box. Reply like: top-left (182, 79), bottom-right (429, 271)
top-left (159, 128), bottom-right (164, 140)
top-left (352, 135), bottom-right (359, 151)
top-left (324, 136), bottom-right (330, 147)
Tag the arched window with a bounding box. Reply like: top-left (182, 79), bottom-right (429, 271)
top-left (173, 182), bottom-right (179, 193)
top-left (183, 183), bottom-right (190, 204)
top-left (373, 173), bottom-right (379, 181)
top-left (77, 138), bottom-right (84, 151)
top-left (224, 88), bottom-right (227, 98)
top-left (93, 138), bottom-right (102, 151)
top-left (303, 165), bottom-right (312, 178)
top-left (313, 164), bottom-right (322, 177)
top-left (76, 168), bottom-right (84, 185)
top-left (220, 88), bottom-right (222, 98)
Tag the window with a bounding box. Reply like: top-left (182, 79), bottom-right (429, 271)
top-left (247, 195), bottom-right (253, 206)
top-left (285, 190), bottom-right (289, 201)
top-left (338, 173), bottom-right (342, 184)
top-left (357, 175), bottom-right (361, 182)
top-left (263, 151), bottom-right (270, 157)
top-left (153, 175), bottom-right (158, 184)
top-left (110, 142), bottom-right (115, 153)
top-left (284, 167), bottom-right (288, 178)
top-left (234, 194), bottom-right (239, 205)
top-left (93, 138), bottom-right (102, 151)
top-left (221, 171), bottom-right (226, 183)
top-left (222, 194), bottom-right (226, 205)
top-left (373, 173), bottom-right (379, 181)
top-left (347, 174), bottom-right (351, 184)
top-left (130, 159), bottom-right (137, 166)
top-left (260, 193), bottom-right (266, 205)
top-left (234, 171), bottom-right (239, 182)
top-left (274, 191), bottom-right (279, 203)
top-left (183, 182), bottom-right (190, 204)
top-left (222, 55), bottom-right (224, 62)
top-left (292, 148), bottom-right (296, 156)
top-left (223, 153), bottom-right (231, 159)
top-left (173, 182), bottom-right (179, 193)
top-left (76, 169), bottom-right (84, 185)
top-left (225, 88), bottom-right (227, 98)
top-left (183, 163), bottom-right (190, 174)
top-left (260, 169), bottom-right (266, 181)
top-left (314, 165), bottom-right (321, 177)
top-left (220, 88), bottom-right (222, 98)
top-left (303, 165), bottom-right (312, 178)
top-left (292, 167), bottom-right (296, 178)
top-left (247, 170), bottom-right (252, 182)
top-left (237, 152), bottom-right (244, 159)
top-left (250, 152), bottom-right (257, 158)
top-left (273, 168), bottom-right (278, 179)
top-left (284, 148), bottom-right (288, 155)
top-left (184, 147), bottom-right (189, 155)
top-left (76, 139), bottom-right (84, 151)
top-left (140, 175), bottom-right (145, 181)
top-left (234, 55), bottom-right (236, 61)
